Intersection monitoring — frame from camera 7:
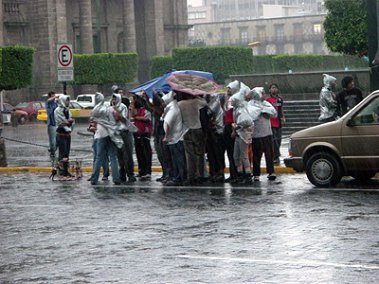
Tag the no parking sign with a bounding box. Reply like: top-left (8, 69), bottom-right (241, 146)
top-left (57, 44), bottom-right (74, 82)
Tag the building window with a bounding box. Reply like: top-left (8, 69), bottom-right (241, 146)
top-left (313, 24), bottom-right (322, 34)
top-left (189, 12), bottom-right (207, 19)
top-left (221, 28), bottom-right (231, 44)
top-left (75, 35), bottom-right (81, 53)
top-left (257, 28), bottom-right (266, 41)
top-left (275, 25), bottom-right (285, 42)
top-left (239, 28), bottom-right (248, 44)
top-left (294, 23), bottom-right (303, 36)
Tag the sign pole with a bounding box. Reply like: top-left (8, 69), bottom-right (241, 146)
top-left (63, 82), bottom-right (67, 95)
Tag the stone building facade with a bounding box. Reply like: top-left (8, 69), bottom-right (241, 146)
top-left (0, 0), bottom-right (189, 97)
top-left (189, 14), bottom-right (329, 55)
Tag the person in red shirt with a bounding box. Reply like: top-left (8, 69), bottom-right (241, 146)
top-left (266, 83), bottom-right (285, 166)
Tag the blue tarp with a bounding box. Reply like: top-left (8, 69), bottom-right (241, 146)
top-left (129, 69), bottom-right (215, 98)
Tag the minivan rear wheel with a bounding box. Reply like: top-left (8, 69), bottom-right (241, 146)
top-left (306, 152), bottom-right (342, 187)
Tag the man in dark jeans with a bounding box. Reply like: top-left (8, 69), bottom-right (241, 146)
top-left (336, 76), bottom-right (363, 116)
top-left (162, 91), bottom-right (187, 186)
top-left (222, 90), bottom-right (238, 183)
top-left (54, 95), bottom-right (74, 178)
top-left (141, 91), bottom-right (172, 183)
top-left (112, 89), bottom-right (136, 183)
top-left (45, 91), bottom-right (57, 159)
top-left (266, 83), bottom-right (285, 165)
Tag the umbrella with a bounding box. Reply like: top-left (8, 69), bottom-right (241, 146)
top-left (166, 73), bottom-right (220, 96)
top-left (129, 69), bottom-right (215, 98)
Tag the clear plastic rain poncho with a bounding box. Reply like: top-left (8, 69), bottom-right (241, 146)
top-left (207, 93), bottom-right (224, 135)
top-left (229, 85), bottom-right (261, 144)
top-left (91, 92), bottom-right (123, 149)
top-left (112, 93), bottom-right (137, 133)
top-left (54, 94), bottom-right (73, 133)
top-left (249, 87), bottom-right (277, 117)
top-left (319, 74), bottom-right (337, 121)
top-left (161, 91), bottom-right (188, 145)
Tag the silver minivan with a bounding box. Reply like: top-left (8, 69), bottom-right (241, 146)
top-left (285, 90), bottom-right (379, 187)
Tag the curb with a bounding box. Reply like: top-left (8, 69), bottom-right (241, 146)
top-left (0, 166), bottom-right (297, 174)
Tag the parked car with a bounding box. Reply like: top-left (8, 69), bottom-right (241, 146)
top-left (75, 94), bottom-right (96, 109)
top-left (284, 90), bottom-right (379, 187)
top-left (104, 95), bottom-right (112, 106)
top-left (37, 101), bottom-right (83, 122)
top-left (1, 103), bottom-right (29, 125)
top-left (15, 101), bottom-right (44, 122)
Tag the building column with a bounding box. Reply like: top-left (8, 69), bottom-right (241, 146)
top-left (123, 0), bottom-right (137, 52)
top-left (79, 0), bottom-right (94, 53)
top-left (56, 0), bottom-right (67, 44)
top-left (0, 0), bottom-right (3, 46)
top-left (152, 0), bottom-right (165, 56)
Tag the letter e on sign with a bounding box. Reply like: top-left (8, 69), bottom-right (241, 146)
top-left (57, 44), bottom-right (73, 68)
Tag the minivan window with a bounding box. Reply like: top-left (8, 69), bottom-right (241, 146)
top-left (351, 96), bottom-right (379, 125)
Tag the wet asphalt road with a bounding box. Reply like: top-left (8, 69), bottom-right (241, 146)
top-left (0, 172), bottom-right (379, 283)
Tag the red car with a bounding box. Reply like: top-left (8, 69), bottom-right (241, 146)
top-left (1, 103), bottom-right (29, 125)
top-left (14, 101), bottom-right (44, 122)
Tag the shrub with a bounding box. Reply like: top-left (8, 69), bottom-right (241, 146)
top-left (172, 47), bottom-right (253, 83)
top-left (252, 55), bottom-right (275, 74)
top-left (272, 54), bottom-right (324, 73)
top-left (0, 46), bottom-right (34, 90)
top-left (73, 53), bottom-right (138, 85)
top-left (150, 56), bottom-right (173, 78)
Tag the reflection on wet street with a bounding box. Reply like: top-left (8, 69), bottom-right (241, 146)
top-left (1, 173), bottom-right (378, 283)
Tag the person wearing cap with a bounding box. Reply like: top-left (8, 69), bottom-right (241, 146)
top-left (319, 74), bottom-right (338, 123)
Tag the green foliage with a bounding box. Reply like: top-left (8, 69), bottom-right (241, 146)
top-left (0, 46), bottom-right (34, 90)
top-left (172, 47), bottom-right (254, 83)
top-left (150, 56), bottom-right (173, 78)
top-left (323, 0), bottom-right (368, 56)
top-left (252, 54), bottom-right (367, 74)
top-left (73, 53), bottom-right (138, 85)
top-left (251, 55), bottom-right (274, 74)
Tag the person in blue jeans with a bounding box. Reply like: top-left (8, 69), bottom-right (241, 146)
top-left (45, 91), bottom-right (57, 159)
top-left (89, 93), bottom-right (123, 185)
top-left (161, 91), bottom-right (188, 186)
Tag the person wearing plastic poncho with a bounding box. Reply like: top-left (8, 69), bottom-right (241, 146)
top-left (112, 92), bottom-right (137, 183)
top-left (161, 91), bottom-right (188, 186)
top-left (249, 87), bottom-right (277, 181)
top-left (205, 93), bottom-right (225, 182)
top-left (229, 85), bottom-right (261, 184)
top-left (319, 74), bottom-right (338, 123)
top-left (89, 92), bottom-right (122, 185)
top-left (222, 80), bottom-right (250, 182)
top-left (54, 94), bottom-right (75, 178)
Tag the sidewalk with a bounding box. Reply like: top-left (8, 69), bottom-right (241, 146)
top-left (0, 123), bottom-right (295, 174)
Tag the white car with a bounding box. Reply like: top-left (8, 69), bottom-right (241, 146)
top-left (75, 94), bottom-right (96, 109)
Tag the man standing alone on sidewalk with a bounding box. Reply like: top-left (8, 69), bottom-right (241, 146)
top-left (46, 91), bottom-right (57, 159)
top-left (266, 84), bottom-right (285, 166)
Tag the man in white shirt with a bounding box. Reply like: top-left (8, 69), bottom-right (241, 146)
top-left (178, 93), bottom-right (207, 185)
top-left (162, 92), bottom-right (188, 186)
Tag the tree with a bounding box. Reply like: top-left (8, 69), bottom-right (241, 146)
top-left (323, 0), bottom-right (368, 56)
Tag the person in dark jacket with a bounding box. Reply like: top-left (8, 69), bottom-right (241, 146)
top-left (336, 76), bottom-right (363, 116)
top-left (46, 91), bottom-right (57, 159)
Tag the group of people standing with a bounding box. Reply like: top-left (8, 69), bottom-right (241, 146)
top-left (45, 81), bottom-right (286, 185)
